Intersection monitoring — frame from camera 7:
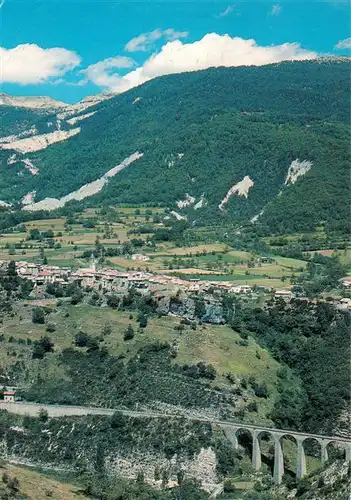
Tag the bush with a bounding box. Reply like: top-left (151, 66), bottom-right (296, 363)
top-left (38, 409), bottom-right (49, 422)
top-left (123, 325), bottom-right (134, 341)
top-left (71, 289), bottom-right (83, 305)
top-left (139, 314), bottom-right (148, 328)
top-left (107, 295), bottom-right (120, 309)
top-left (32, 336), bottom-right (54, 359)
top-left (32, 307), bottom-right (45, 324)
top-left (296, 478), bottom-right (310, 496)
top-left (110, 411), bottom-right (126, 429)
top-left (253, 382), bottom-right (269, 398)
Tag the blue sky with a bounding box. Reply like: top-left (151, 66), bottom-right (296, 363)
top-left (1, 0), bottom-right (350, 103)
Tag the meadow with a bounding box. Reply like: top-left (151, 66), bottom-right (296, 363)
top-left (0, 207), bottom-right (311, 289)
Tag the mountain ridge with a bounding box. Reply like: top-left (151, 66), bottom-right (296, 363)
top-left (0, 59), bottom-right (349, 236)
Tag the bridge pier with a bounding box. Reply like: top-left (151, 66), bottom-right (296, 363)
top-left (296, 439), bottom-right (306, 479)
top-left (321, 440), bottom-right (329, 464)
top-left (222, 427), bottom-right (239, 449)
top-left (252, 431), bottom-right (261, 471)
top-left (273, 437), bottom-right (284, 485)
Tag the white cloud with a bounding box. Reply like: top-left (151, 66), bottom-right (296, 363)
top-left (84, 33), bottom-right (317, 94)
top-left (125, 28), bottom-right (188, 52)
top-left (0, 44), bottom-right (81, 84)
top-left (81, 56), bottom-right (135, 89)
top-left (271, 5), bottom-right (282, 16)
top-left (334, 37), bottom-right (351, 49)
top-left (218, 5), bottom-right (234, 18)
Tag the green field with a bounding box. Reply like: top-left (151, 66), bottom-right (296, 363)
top-left (0, 209), bottom-right (310, 289)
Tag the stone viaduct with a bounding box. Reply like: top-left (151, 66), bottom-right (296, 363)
top-left (0, 402), bottom-right (350, 485)
top-left (218, 421), bottom-right (351, 484)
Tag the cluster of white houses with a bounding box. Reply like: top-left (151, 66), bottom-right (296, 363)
top-left (0, 259), bottom-right (296, 297)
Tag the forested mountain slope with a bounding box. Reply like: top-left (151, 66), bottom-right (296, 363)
top-left (0, 58), bottom-right (349, 235)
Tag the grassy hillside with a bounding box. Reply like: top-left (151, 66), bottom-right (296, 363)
top-left (0, 460), bottom-right (83, 499)
top-left (1, 299), bottom-right (291, 422)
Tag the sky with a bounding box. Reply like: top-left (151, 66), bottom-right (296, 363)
top-left (1, 0), bottom-right (350, 103)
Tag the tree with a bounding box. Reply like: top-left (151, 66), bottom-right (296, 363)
top-left (139, 314), bottom-right (148, 328)
top-left (71, 288), bottom-right (83, 305)
top-left (38, 408), bottom-right (48, 422)
top-left (102, 323), bottom-right (112, 336)
top-left (32, 336), bottom-right (54, 359)
top-left (32, 307), bottom-right (45, 324)
top-left (74, 331), bottom-right (90, 347)
top-left (7, 477), bottom-right (20, 493)
top-left (110, 411), bottom-right (126, 429)
top-left (107, 294), bottom-right (120, 309)
top-left (123, 325), bottom-right (134, 341)
top-left (177, 470), bottom-right (184, 486)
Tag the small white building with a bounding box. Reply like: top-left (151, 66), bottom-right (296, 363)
top-left (3, 390), bottom-right (16, 403)
top-left (275, 289), bottom-right (292, 298)
top-left (131, 254), bottom-right (150, 262)
top-left (230, 285), bottom-right (252, 294)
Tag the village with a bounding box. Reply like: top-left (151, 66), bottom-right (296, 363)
top-left (0, 257), bottom-right (297, 299)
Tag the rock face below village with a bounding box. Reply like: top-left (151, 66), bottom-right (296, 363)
top-left (157, 290), bottom-right (225, 324)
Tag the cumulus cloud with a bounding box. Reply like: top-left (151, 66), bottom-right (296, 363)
top-left (84, 33), bottom-right (317, 94)
top-left (271, 4), bottom-right (282, 16)
top-left (218, 5), bottom-right (235, 18)
top-left (81, 56), bottom-right (135, 88)
top-left (0, 43), bottom-right (81, 84)
top-left (334, 37), bottom-right (351, 49)
top-left (125, 28), bottom-right (188, 52)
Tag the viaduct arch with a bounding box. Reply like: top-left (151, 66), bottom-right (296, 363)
top-left (219, 423), bottom-right (351, 484)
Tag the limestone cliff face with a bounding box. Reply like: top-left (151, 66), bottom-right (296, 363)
top-left (155, 290), bottom-right (225, 324)
top-left (202, 295), bottom-right (225, 324)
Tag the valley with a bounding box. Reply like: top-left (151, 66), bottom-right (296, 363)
top-left (0, 58), bottom-right (350, 499)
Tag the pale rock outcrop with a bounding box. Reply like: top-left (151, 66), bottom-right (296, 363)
top-left (219, 175), bottom-right (254, 210)
top-left (57, 92), bottom-right (115, 120)
top-left (170, 210), bottom-right (187, 221)
top-left (0, 93), bottom-right (67, 109)
top-left (0, 128), bottom-right (81, 153)
top-left (21, 159), bottom-right (39, 175)
top-left (176, 193), bottom-right (195, 209)
top-left (285, 159), bottom-right (312, 185)
top-left (0, 125), bottom-right (37, 144)
top-left (7, 154), bottom-right (17, 165)
top-left (24, 151), bottom-right (143, 211)
top-left (194, 193), bottom-right (206, 210)
top-left (250, 209), bottom-right (264, 223)
top-left (22, 191), bottom-right (36, 205)
top-left (66, 111), bottom-right (97, 125)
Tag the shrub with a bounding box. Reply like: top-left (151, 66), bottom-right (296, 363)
top-left (107, 295), bottom-right (120, 309)
top-left (123, 325), bottom-right (134, 341)
top-left (110, 411), bottom-right (126, 429)
top-left (32, 336), bottom-right (54, 359)
top-left (253, 382), bottom-right (269, 399)
top-left (32, 307), bottom-right (45, 324)
top-left (38, 409), bottom-right (49, 422)
top-left (139, 314), bottom-right (148, 328)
